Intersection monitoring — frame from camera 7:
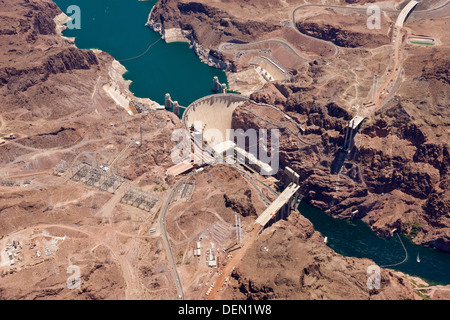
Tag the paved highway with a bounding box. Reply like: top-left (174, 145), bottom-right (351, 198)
top-left (255, 182), bottom-right (300, 227)
top-left (218, 38), bottom-right (312, 62)
top-left (395, 0), bottom-right (419, 27)
top-left (158, 174), bottom-right (193, 300)
top-left (290, 1), bottom-right (450, 56)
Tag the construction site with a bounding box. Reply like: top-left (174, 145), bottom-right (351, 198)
top-left (1, 0), bottom-right (450, 301)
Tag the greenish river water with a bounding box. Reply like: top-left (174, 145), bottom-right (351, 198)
top-left (53, 0), bottom-right (450, 286)
top-left (299, 202), bottom-right (450, 286)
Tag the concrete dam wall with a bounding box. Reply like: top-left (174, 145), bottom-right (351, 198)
top-left (182, 94), bottom-right (249, 146)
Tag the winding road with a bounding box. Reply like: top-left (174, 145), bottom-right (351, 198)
top-left (219, 38), bottom-right (312, 62)
top-left (158, 172), bottom-right (197, 300)
top-left (219, 0), bottom-right (450, 71)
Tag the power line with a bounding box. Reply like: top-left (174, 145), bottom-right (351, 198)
top-left (117, 38), bottom-right (161, 62)
top-left (381, 233), bottom-right (408, 268)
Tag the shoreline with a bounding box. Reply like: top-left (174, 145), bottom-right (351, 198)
top-left (53, 6), bottom-right (161, 115)
top-left (144, 4), bottom-right (284, 96)
top-left (103, 58), bottom-right (161, 115)
top-left (48, 0), bottom-right (450, 293)
top-left (146, 4), bottom-right (233, 73)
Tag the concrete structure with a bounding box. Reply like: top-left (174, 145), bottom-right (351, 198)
top-left (165, 93), bottom-right (172, 109)
top-left (348, 116), bottom-right (365, 130)
top-left (234, 214), bottom-right (242, 246)
top-left (213, 140), bottom-right (236, 159)
top-left (234, 146), bottom-right (274, 176)
top-left (211, 140), bottom-right (274, 174)
top-left (284, 166), bottom-right (300, 185)
top-left (166, 160), bottom-right (193, 176)
top-left (238, 216), bottom-right (242, 245)
top-left (343, 116), bottom-right (365, 150)
top-left (396, 0), bottom-right (419, 28)
top-left (235, 214), bottom-right (239, 245)
top-left (165, 93), bottom-right (183, 116)
top-left (207, 243), bottom-right (217, 267)
top-left (213, 76), bottom-right (221, 92)
top-left (182, 93), bottom-right (248, 147)
top-left (193, 242), bottom-right (201, 257)
top-left (173, 101), bottom-right (180, 116)
top-left (255, 182), bottom-right (300, 227)
top-left (183, 93), bottom-right (283, 176)
top-left (213, 76), bottom-right (227, 93)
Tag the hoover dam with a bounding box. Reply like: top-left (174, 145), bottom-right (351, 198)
top-left (0, 0), bottom-right (449, 303)
top-left (182, 93), bottom-right (249, 146)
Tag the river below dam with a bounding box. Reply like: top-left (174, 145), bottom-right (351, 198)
top-left (54, 0), bottom-right (450, 287)
top-left (298, 201), bottom-right (450, 286)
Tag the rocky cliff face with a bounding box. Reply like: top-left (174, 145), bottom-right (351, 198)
top-left (0, 0), bottom-right (183, 300)
top-left (224, 188), bottom-right (257, 217)
top-left (221, 213), bottom-right (420, 300)
top-left (148, 0), bottom-right (282, 71)
top-left (150, 0), bottom-right (280, 47)
top-left (230, 44), bottom-right (450, 252)
top-left (1, 47), bottom-right (99, 93)
top-left (0, 0), bottom-right (103, 120)
top-left (296, 21), bottom-right (390, 48)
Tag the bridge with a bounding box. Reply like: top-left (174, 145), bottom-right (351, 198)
top-left (255, 182), bottom-right (300, 228)
top-left (343, 116), bottom-right (365, 150)
top-left (396, 0), bottom-right (420, 28)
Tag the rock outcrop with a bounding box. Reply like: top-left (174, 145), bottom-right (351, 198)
top-left (230, 50), bottom-right (450, 251)
top-left (222, 213), bottom-right (420, 300)
top-left (224, 188), bottom-right (257, 217)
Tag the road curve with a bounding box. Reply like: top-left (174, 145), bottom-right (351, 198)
top-left (396, 0), bottom-right (419, 27)
top-left (291, 1), bottom-right (450, 56)
top-left (219, 38), bottom-right (312, 62)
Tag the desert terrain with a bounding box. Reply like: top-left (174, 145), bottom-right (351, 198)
top-left (0, 0), bottom-right (448, 300)
top-left (150, 0), bottom-right (449, 252)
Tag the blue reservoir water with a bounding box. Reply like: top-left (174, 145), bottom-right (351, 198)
top-left (53, 0), bottom-right (227, 107)
top-left (53, 0), bottom-right (450, 286)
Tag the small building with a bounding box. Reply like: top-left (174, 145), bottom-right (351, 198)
top-left (193, 242), bottom-right (201, 257)
top-left (234, 146), bottom-right (274, 175)
top-left (206, 242), bottom-right (217, 267)
top-left (207, 256), bottom-right (217, 268)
